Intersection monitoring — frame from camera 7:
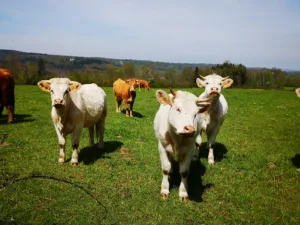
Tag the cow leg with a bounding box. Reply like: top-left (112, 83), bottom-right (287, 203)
top-left (88, 126), bottom-right (95, 147)
top-left (96, 114), bottom-right (106, 149)
top-left (178, 149), bottom-right (192, 201)
top-left (71, 126), bottom-right (83, 166)
top-left (7, 105), bottom-right (14, 123)
top-left (115, 97), bottom-right (122, 113)
top-left (193, 132), bottom-right (202, 161)
top-left (124, 100), bottom-right (129, 117)
top-left (129, 102), bottom-right (134, 117)
top-left (206, 125), bottom-right (221, 165)
top-left (158, 142), bottom-right (171, 199)
top-left (54, 125), bottom-right (66, 163)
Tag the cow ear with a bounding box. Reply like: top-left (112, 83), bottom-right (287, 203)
top-left (222, 78), bottom-right (233, 89)
top-left (296, 88), bottom-right (300, 97)
top-left (196, 77), bottom-right (206, 88)
top-left (156, 90), bottom-right (172, 105)
top-left (69, 81), bottom-right (82, 92)
top-left (37, 80), bottom-right (51, 92)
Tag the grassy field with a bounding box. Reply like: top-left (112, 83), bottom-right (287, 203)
top-left (0, 85), bottom-right (300, 225)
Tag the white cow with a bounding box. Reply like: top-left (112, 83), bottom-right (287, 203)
top-left (195, 74), bottom-right (233, 165)
top-left (296, 88), bottom-right (300, 97)
top-left (37, 78), bottom-right (107, 166)
top-left (154, 89), bottom-right (211, 201)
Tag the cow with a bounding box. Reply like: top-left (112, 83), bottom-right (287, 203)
top-left (0, 68), bottom-right (15, 124)
top-left (137, 79), bottom-right (150, 91)
top-left (296, 88), bottom-right (300, 97)
top-left (113, 78), bottom-right (138, 117)
top-left (37, 78), bottom-right (107, 166)
top-left (154, 89), bottom-right (211, 201)
top-left (194, 73), bottom-right (233, 165)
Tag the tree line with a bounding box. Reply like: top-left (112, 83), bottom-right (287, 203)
top-left (1, 53), bottom-right (300, 90)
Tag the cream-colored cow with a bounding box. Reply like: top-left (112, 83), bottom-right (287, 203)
top-left (37, 78), bottom-right (107, 165)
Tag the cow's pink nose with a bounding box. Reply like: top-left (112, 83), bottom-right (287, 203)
top-left (54, 99), bottom-right (63, 105)
top-left (184, 126), bottom-right (195, 134)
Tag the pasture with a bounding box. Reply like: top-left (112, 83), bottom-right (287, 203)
top-left (0, 85), bottom-right (300, 224)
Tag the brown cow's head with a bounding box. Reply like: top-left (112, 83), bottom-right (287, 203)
top-left (37, 78), bottom-right (81, 108)
top-left (125, 79), bottom-right (138, 92)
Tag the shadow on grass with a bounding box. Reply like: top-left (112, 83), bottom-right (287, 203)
top-left (199, 142), bottom-right (228, 163)
top-left (78, 141), bottom-right (123, 165)
top-left (120, 109), bottom-right (144, 118)
top-left (291, 154), bottom-right (300, 168)
top-left (169, 160), bottom-right (212, 202)
top-left (0, 114), bottom-right (35, 125)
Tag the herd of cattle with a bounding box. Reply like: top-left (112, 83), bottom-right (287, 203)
top-left (0, 67), bottom-right (299, 201)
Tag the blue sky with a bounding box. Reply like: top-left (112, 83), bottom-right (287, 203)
top-left (0, 0), bottom-right (300, 70)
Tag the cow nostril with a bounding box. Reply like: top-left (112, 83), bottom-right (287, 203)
top-left (216, 88), bottom-right (219, 91)
top-left (211, 88), bottom-right (214, 91)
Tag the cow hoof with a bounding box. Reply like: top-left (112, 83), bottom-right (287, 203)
top-left (58, 158), bottom-right (65, 163)
top-left (208, 161), bottom-right (215, 166)
top-left (160, 193), bottom-right (169, 200)
top-left (180, 196), bottom-right (189, 202)
top-left (71, 162), bottom-right (79, 166)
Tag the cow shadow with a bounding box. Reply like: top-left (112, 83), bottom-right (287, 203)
top-left (120, 109), bottom-right (144, 118)
top-left (78, 141), bottom-right (123, 165)
top-left (291, 154), bottom-right (300, 168)
top-left (169, 160), bottom-right (212, 202)
top-left (0, 114), bottom-right (35, 125)
top-left (199, 142), bottom-right (228, 163)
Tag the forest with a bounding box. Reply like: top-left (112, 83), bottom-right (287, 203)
top-left (0, 49), bottom-right (299, 89)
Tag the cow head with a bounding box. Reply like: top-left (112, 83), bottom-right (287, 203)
top-left (156, 89), bottom-right (210, 137)
top-left (296, 88), bottom-right (300, 97)
top-left (196, 74), bottom-right (233, 98)
top-left (125, 79), bottom-right (138, 91)
top-left (37, 78), bottom-right (81, 108)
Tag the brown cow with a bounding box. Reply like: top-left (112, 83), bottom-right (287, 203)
top-left (113, 78), bottom-right (138, 117)
top-left (296, 88), bottom-right (300, 97)
top-left (137, 79), bottom-right (150, 91)
top-left (0, 68), bottom-right (15, 123)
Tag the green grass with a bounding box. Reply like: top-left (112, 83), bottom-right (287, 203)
top-left (0, 86), bottom-right (300, 224)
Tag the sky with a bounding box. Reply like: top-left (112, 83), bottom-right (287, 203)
top-left (0, 0), bottom-right (300, 70)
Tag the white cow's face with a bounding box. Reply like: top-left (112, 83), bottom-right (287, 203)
top-left (156, 89), bottom-right (210, 136)
top-left (37, 78), bottom-right (81, 108)
top-left (196, 74), bottom-right (233, 97)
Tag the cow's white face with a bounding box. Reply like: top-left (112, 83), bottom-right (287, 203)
top-left (37, 78), bottom-right (81, 108)
top-left (196, 74), bottom-right (233, 97)
top-left (156, 89), bottom-right (210, 136)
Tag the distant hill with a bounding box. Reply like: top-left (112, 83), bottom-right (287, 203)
top-left (0, 49), bottom-right (214, 75)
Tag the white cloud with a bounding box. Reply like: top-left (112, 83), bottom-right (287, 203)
top-left (0, 0), bottom-right (300, 69)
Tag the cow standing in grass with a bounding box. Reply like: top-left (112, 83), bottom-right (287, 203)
top-left (194, 74), bottom-right (233, 165)
top-left (296, 88), bottom-right (300, 97)
top-left (113, 78), bottom-right (138, 117)
top-left (37, 78), bottom-right (107, 165)
top-left (0, 68), bottom-right (15, 123)
top-left (154, 89), bottom-right (211, 201)
top-left (137, 79), bottom-right (150, 91)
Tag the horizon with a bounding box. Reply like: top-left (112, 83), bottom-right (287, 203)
top-left (1, 0), bottom-right (300, 70)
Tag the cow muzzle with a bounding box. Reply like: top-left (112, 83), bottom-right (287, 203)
top-left (53, 99), bottom-right (64, 108)
top-left (209, 88), bottom-right (220, 97)
top-left (181, 126), bottom-right (195, 137)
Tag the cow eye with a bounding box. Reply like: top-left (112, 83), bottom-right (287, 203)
top-left (50, 89), bottom-right (54, 94)
top-left (206, 82), bottom-right (209, 85)
top-left (176, 108), bottom-right (181, 113)
top-left (219, 83), bottom-right (222, 85)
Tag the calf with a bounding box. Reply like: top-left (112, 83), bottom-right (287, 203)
top-left (154, 89), bottom-right (210, 200)
top-left (137, 79), bottom-right (150, 91)
top-left (195, 73), bottom-right (233, 165)
top-left (0, 68), bottom-right (15, 123)
top-left (37, 78), bottom-right (107, 165)
top-left (113, 78), bottom-right (138, 117)
top-left (296, 88), bottom-right (300, 97)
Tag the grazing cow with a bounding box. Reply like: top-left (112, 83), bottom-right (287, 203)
top-left (154, 89), bottom-right (211, 201)
top-left (296, 88), bottom-right (300, 97)
top-left (37, 78), bottom-right (107, 165)
top-left (195, 73), bottom-right (233, 165)
top-left (137, 79), bottom-right (150, 91)
top-left (0, 68), bottom-right (15, 123)
top-left (113, 78), bottom-right (138, 117)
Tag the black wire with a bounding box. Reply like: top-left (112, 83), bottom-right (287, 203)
top-left (1, 174), bottom-right (107, 224)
